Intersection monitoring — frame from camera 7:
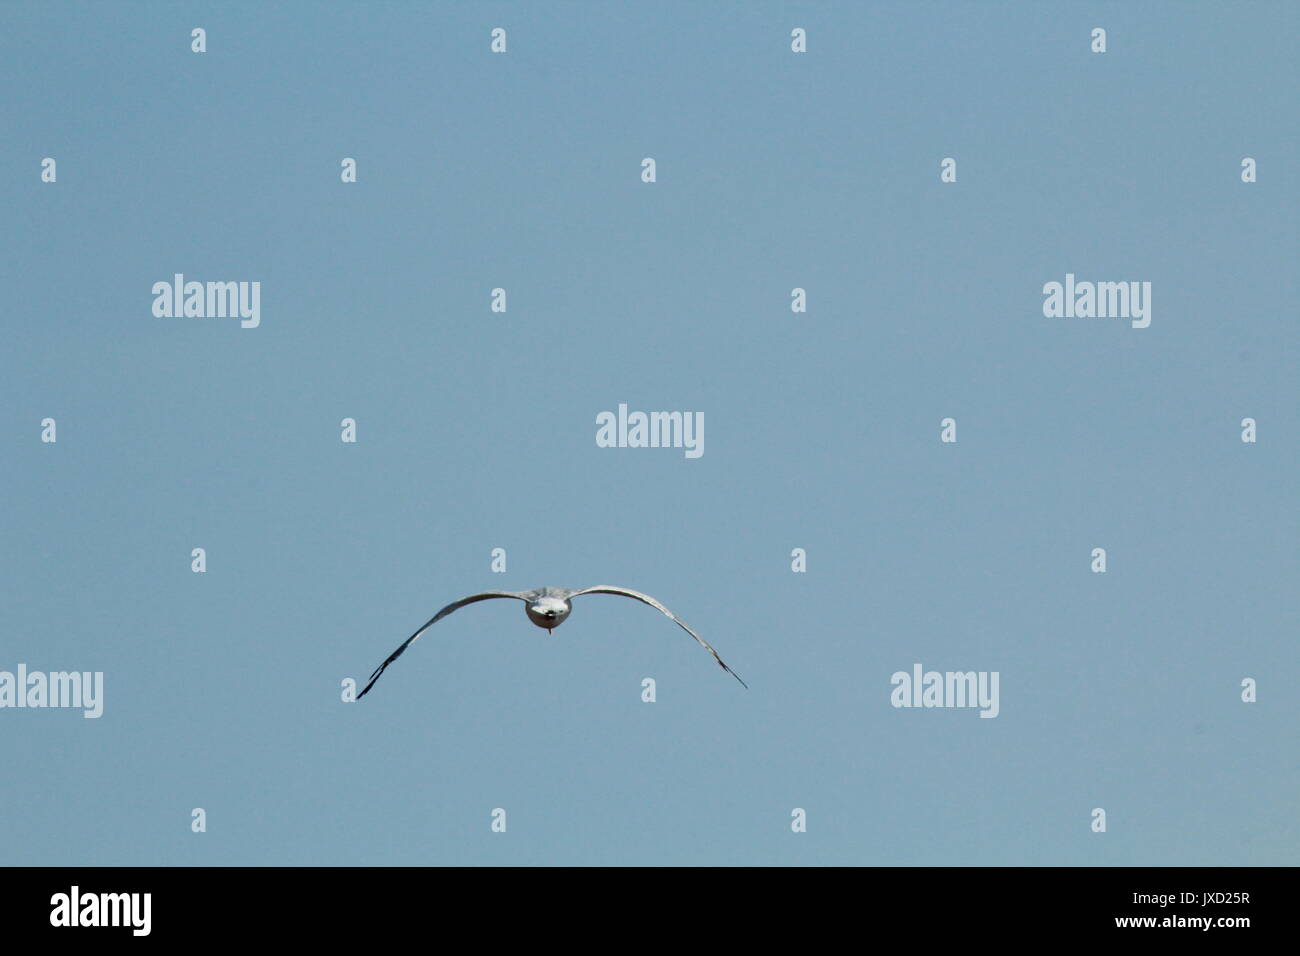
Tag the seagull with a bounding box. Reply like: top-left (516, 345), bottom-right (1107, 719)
top-left (356, 585), bottom-right (747, 699)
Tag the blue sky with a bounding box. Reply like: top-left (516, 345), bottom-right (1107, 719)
top-left (1, 1), bottom-right (1295, 865)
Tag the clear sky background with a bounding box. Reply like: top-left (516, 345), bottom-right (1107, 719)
top-left (1, 1), bottom-right (1295, 866)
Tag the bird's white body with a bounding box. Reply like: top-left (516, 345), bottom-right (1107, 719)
top-left (525, 592), bottom-right (572, 631)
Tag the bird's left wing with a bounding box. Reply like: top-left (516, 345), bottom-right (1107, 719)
top-left (356, 590), bottom-right (530, 699)
top-left (570, 586), bottom-right (748, 688)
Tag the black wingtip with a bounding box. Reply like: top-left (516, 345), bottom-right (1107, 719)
top-left (355, 672), bottom-right (380, 700)
top-left (720, 661), bottom-right (748, 689)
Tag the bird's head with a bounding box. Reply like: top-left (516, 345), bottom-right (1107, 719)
top-left (525, 596), bottom-right (571, 632)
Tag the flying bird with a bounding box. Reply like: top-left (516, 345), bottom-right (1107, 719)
top-left (356, 586), bottom-right (747, 699)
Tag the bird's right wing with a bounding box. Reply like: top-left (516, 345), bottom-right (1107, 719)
top-left (356, 590), bottom-right (529, 699)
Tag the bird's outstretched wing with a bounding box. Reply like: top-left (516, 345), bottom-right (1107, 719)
top-left (356, 590), bottom-right (530, 699)
top-left (570, 586), bottom-right (748, 688)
